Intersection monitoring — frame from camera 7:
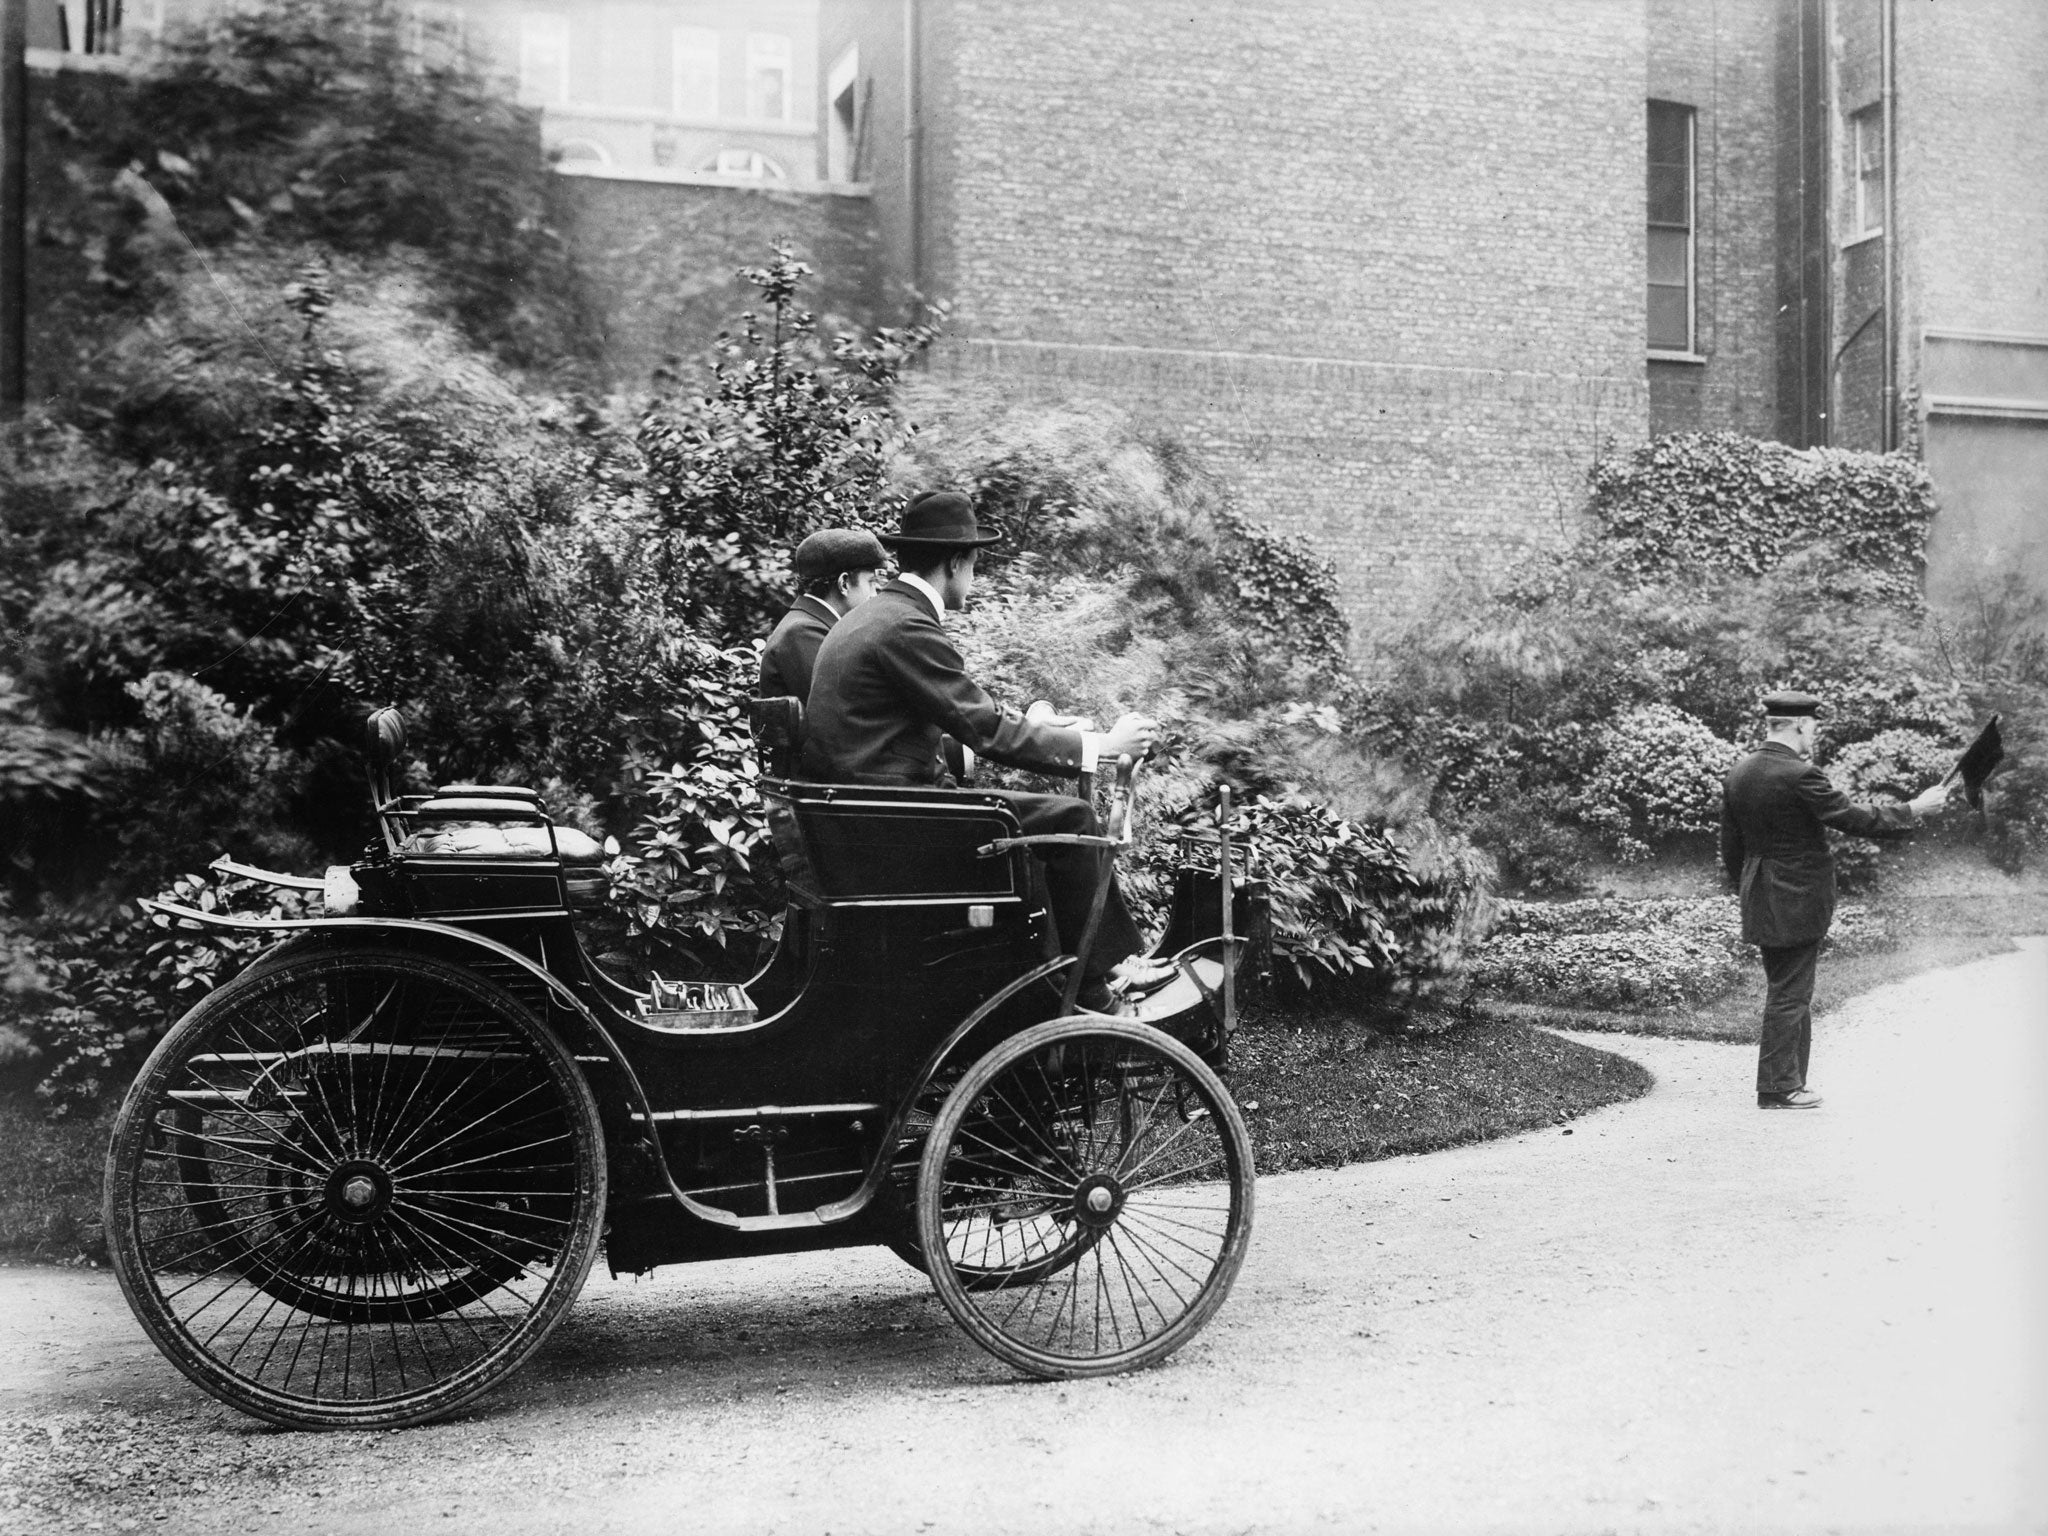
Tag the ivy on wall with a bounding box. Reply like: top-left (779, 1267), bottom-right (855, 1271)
top-left (1588, 431), bottom-right (1938, 606)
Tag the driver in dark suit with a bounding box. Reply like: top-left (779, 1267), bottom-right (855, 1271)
top-left (803, 491), bottom-right (1159, 1014)
top-left (1720, 689), bottom-right (1950, 1109)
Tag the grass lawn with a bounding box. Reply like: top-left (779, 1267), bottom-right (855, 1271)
top-left (1229, 1008), bottom-right (1652, 1173)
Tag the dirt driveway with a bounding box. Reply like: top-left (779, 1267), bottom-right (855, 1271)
top-left (3, 941), bottom-right (2044, 1535)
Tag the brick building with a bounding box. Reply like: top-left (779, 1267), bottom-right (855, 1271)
top-left (821, 0), bottom-right (2048, 625)
top-left (24, 0), bottom-right (2047, 627)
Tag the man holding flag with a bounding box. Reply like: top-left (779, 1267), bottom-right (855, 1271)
top-left (1719, 690), bottom-right (1960, 1109)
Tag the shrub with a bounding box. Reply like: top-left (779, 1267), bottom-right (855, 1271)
top-left (61, 0), bottom-right (589, 368)
top-left (1823, 728), bottom-right (1957, 800)
top-left (1129, 787), bottom-right (1492, 1011)
top-left (1578, 704), bottom-right (1741, 857)
top-left (1588, 431), bottom-right (1937, 605)
top-left (1, 870), bottom-right (315, 1114)
top-left (637, 245), bottom-right (935, 647)
top-left (1470, 895), bottom-right (1889, 1011)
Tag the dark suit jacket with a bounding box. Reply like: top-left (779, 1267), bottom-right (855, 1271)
top-left (802, 580), bottom-right (1085, 785)
top-left (759, 594), bottom-right (838, 702)
top-left (1719, 741), bottom-right (1917, 946)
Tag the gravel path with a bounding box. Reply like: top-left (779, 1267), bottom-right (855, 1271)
top-left (3, 941), bottom-right (2043, 1535)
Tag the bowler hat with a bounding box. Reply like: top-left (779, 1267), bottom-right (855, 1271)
top-left (792, 527), bottom-right (887, 581)
top-left (878, 490), bottom-right (1005, 550)
top-left (1761, 689), bottom-right (1822, 717)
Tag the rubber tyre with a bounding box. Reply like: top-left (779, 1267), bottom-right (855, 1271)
top-left (104, 946), bottom-right (606, 1429)
top-left (916, 1016), bottom-right (1253, 1379)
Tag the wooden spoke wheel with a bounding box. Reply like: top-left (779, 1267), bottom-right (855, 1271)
top-left (104, 947), bottom-right (606, 1430)
top-left (916, 1017), bottom-right (1253, 1378)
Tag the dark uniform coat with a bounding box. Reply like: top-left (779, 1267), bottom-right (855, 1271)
top-left (758, 594), bottom-right (839, 703)
top-left (803, 580), bottom-right (1084, 785)
top-left (1719, 741), bottom-right (1917, 946)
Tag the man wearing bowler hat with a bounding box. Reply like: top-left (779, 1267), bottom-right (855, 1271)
top-left (803, 490), bottom-right (1161, 1014)
top-left (759, 527), bottom-right (889, 703)
top-left (1720, 689), bottom-right (1952, 1109)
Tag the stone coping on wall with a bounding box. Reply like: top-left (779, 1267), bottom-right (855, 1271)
top-left (934, 335), bottom-right (1645, 399)
top-left (552, 161), bottom-right (869, 199)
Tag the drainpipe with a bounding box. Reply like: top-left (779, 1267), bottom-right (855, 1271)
top-left (0, 0), bottom-right (25, 422)
top-left (903, 0), bottom-right (920, 298)
top-left (1880, 0), bottom-right (1896, 451)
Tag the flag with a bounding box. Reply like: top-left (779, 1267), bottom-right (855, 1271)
top-left (1951, 715), bottom-right (2005, 809)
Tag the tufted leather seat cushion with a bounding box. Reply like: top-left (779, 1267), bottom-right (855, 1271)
top-left (400, 823), bottom-right (608, 908)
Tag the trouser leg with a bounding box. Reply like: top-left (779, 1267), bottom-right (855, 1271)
top-left (985, 790), bottom-right (1143, 981)
top-left (1757, 941), bottom-right (1820, 1095)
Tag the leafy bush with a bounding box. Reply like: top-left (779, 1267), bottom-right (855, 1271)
top-left (1578, 704), bottom-right (1741, 857)
top-left (1469, 895), bottom-right (1889, 1011)
top-left (48, 0), bottom-right (588, 368)
top-left (637, 246), bottom-right (934, 645)
top-left (1824, 728), bottom-right (1957, 800)
top-left (0, 870), bottom-right (315, 1114)
top-left (1589, 431), bottom-right (1937, 606)
top-left (1128, 787), bottom-right (1492, 1012)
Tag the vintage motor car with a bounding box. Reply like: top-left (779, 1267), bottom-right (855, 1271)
top-left (103, 705), bottom-right (1265, 1429)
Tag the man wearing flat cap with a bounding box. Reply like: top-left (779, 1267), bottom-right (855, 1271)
top-left (804, 490), bottom-right (1160, 1014)
top-left (759, 528), bottom-right (888, 703)
top-left (1719, 689), bottom-right (1951, 1109)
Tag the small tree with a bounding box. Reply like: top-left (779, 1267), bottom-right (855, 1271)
top-left (636, 246), bottom-right (937, 646)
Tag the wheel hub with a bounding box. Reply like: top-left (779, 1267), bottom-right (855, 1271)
top-left (1071, 1174), bottom-right (1125, 1229)
top-left (323, 1161), bottom-right (394, 1224)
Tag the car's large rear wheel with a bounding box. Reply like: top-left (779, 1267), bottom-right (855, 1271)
top-left (104, 946), bottom-right (606, 1429)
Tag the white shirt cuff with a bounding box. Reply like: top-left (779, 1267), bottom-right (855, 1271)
top-left (1080, 732), bottom-right (1102, 773)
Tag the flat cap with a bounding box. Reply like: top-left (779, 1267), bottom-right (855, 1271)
top-left (792, 527), bottom-right (888, 581)
top-left (1761, 689), bottom-right (1822, 717)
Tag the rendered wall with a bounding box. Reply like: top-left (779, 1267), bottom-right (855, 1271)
top-left (1897, 0), bottom-right (2048, 602)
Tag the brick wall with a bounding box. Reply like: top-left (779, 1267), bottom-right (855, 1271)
top-left (915, 0), bottom-right (1651, 633)
top-left (551, 173), bottom-right (881, 389)
top-left (1646, 0), bottom-right (1783, 442)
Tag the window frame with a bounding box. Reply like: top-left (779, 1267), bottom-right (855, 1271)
top-left (518, 12), bottom-right (571, 105)
top-left (1849, 103), bottom-right (1886, 240)
top-left (672, 25), bottom-right (720, 120)
top-left (1646, 99), bottom-right (1698, 358)
top-left (745, 32), bottom-right (793, 123)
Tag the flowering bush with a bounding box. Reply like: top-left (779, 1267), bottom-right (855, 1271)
top-left (1823, 728), bottom-right (1957, 800)
top-left (1577, 705), bottom-right (1741, 857)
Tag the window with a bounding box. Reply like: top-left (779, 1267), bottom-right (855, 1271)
top-left (827, 46), bottom-right (860, 180)
top-left (406, 3), bottom-right (465, 70)
top-left (745, 33), bottom-right (792, 122)
top-left (519, 13), bottom-right (570, 104)
top-left (673, 26), bottom-right (719, 119)
top-left (1850, 104), bottom-right (1885, 237)
top-left (702, 148), bottom-right (788, 181)
top-left (1646, 100), bottom-right (1696, 354)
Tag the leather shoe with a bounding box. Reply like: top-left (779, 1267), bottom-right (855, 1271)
top-left (1757, 1089), bottom-right (1823, 1109)
top-left (1075, 978), bottom-right (1122, 1016)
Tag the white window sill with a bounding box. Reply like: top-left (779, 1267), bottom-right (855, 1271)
top-left (1840, 228), bottom-right (1884, 250)
top-left (1648, 350), bottom-right (1707, 365)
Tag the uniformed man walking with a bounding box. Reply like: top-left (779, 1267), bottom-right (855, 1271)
top-left (1719, 689), bottom-right (1952, 1109)
top-left (758, 528), bottom-right (889, 703)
